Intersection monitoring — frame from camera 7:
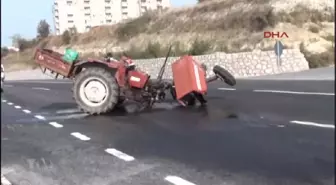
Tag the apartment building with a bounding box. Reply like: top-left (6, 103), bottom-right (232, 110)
top-left (53, 0), bottom-right (171, 35)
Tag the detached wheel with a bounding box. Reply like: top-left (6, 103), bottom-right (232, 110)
top-left (73, 67), bottom-right (119, 115)
top-left (213, 65), bottom-right (236, 86)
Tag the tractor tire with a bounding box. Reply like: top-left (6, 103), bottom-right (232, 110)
top-left (73, 67), bottom-right (119, 115)
top-left (213, 65), bottom-right (236, 86)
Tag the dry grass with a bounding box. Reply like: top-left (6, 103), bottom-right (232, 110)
top-left (2, 49), bottom-right (38, 71)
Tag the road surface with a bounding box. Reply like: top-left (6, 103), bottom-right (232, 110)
top-left (1, 79), bottom-right (334, 185)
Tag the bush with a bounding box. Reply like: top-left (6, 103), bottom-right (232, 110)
top-left (300, 42), bottom-right (334, 68)
top-left (188, 39), bottom-right (211, 55)
top-left (115, 13), bottom-right (153, 41)
top-left (17, 38), bottom-right (38, 51)
top-left (1, 47), bottom-right (9, 57)
top-left (308, 25), bottom-right (320, 33)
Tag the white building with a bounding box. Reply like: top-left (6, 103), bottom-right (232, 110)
top-left (53, 0), bottom-right (171, 35)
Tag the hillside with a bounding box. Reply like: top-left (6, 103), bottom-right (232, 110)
top-left (2, 0), bottom-right (335, 71)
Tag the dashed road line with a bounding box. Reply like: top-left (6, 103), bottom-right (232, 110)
top-left (105, 148), bottom-right (135, 162)
top-left (165, 176), bottom-right (196, 185)
top-left (2, 100), bottom-right (7, 103)
top-left (7, 102), bottom-right (13, 105)
top-left (14, 105), bottom-right (21, 109)
top-left (32, 87), bottom-right (50, 91)
top-left (34, 115), bottom-right (46, 120)
top-left (290, 120), bottom-right (335, 129)
top-left (22, 109), bottom-right (31, 114)
top-left (218, 88), bottom-right (236, 91)
top-left (56, 108), bottom-right (82, 114)
top-left (49, 122), bottom-right (63, 128)
top-left (253, 89), bottom-right (334, 96)
top-left (71, 132), bottom-right (91, 141)
top-left (1, 174), bottom-right (12, 185)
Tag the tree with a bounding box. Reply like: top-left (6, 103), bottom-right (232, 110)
top-left (37, 19), bottom-right (50, 39)
top-left (10, 34), bottom-right (23, 47)
top-left (62, 30), bottom-right (71, 45)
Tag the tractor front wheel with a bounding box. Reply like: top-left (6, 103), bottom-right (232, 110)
top-left (213, 65), bottom-right (236, 86)
top-left (73, 67), bottom-right (119, 115)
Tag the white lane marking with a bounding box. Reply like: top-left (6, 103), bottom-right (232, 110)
top-left (253, 89), bottom-right (334, 96)
top-left (165, 176), bottom-right (196, 185)
top-left (45, 113), bottom-right (88, 120)
top-left (34, 115), bottom-right (46, 120)
top-left (49, 122), bottom-right (63, 128)
top-left (23, 109), bottom-right (31, 114)
top-left (2, 100), bottom-right (7, 103)
top-left (4, 85), bottom-right (13, 87)
top-left (14, 105), bottom-right (21, 109)
top-left (32, 87), bottom-right (50, 91)
top-left (218, 88), bottom-right (236, 91)
top-left (105, 148), bottom-right (135, 162)
top-left (9, 80), bottom-right (71, 84)
top-left (1, 174), bottom-right (12, 185)
top-left (7, 102), bottom-right (13, 105)
top-left (56, 108), bottom-right (82, 114)
top-left (71, 132), bottom-right (91, 141)
top-left (290, 120), bottom-right (335, 129)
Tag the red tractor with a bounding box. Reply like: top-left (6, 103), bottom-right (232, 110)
top-left (34, 47), bottom-right (236, 115)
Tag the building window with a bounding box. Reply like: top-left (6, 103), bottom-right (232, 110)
top-left (121, 0), bottom-right (127, 2)
top-left (84, 7), bottom-right (90, 10)
top-left (66, 1), bottom-right (72, 5)
top-left (84, 0), bottom-right (90, 3)
top-left (141, 0), bottom-right (146, 2)
top-left (157, 0), bottom-right (162, 2)
top-left (106, 19), bottom-right (112, 23)
top-left (68, 20), bottom-right (74, 23)
top-left (105, 6), bottom-right (111, 10)
top-left (85, 13), bottom-right (90, 16)
top-left (157, 5), bottom-right (162, 10)
top-left (67, 14), bottom-right (73, 17)
top-left (106, 13), bottom-right (111, 16)
top-left (105, 0), bottom-right (111, 3)
top-left (122, 6), bottom-right (127, 9)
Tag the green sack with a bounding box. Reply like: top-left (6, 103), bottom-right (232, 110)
top-left (62, 48), bottom-right (79, 63)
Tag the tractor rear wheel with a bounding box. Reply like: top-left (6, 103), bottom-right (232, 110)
top-left (73, 67), bottom-right (119, 115)
top-left (213, 65), bottom-right (236, 86)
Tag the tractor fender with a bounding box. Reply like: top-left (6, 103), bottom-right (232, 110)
top-left (74, 60), bottom-right (120, 76)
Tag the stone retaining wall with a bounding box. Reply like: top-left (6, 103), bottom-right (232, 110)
top-left (132, 49), bottom-right (309, 79)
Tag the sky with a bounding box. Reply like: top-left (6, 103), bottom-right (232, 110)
top-left (1, 0), bottom-right (197, 47)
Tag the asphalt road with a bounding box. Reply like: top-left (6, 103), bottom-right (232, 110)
top-left (1, 79), bottom-right (334, 185)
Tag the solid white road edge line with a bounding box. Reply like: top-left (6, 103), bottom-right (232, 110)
top-left (34, 115), bottom-right (46, 120)
top-left (218, 88), bottom-right (236, 91)
top-left (105, 148), bottom-right (135, 162)
top-left (71, 132), bottom-right (91, 141)
top-left (49, 122), bottom-right (63, 128)
top-left (23, 109), bottom-right (31, 114)
top-left (32, 87), bottom-right (50, 91)
top-left (290, 120), bottom-right (335, 129)
top-left (14, 105), bottom-right (21, 109)
top-left (1, 174), bottom-right (12, 185)
top-left (165, 176), bottom-right (196, 185)
top-left (253, 89), bottom-right (334, 96)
